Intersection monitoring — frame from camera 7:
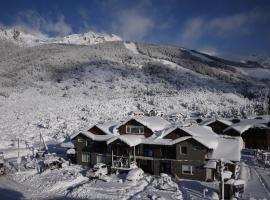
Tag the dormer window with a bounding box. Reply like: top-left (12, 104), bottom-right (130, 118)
top-left (126, 125), bottom-right (144, 134)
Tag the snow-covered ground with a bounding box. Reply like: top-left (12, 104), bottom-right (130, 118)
top-left (0, 164), bottom-right (184, 200)
top-left (240, 154), bottom-right (270, 199)
top-left (1, 151), bottom-right (270, 199)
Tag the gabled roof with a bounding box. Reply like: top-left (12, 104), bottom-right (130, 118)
top-left (202, 118), bottom-right (232, 126)
top-left (107, 135), bottom-right (145, 147)
top-left (116, 116), bottom-right (171, 133)
top-left (70, 131), bottom-right (114, 141)
top-left (157, 124), bottom-right (218, 149)
top-left (181, 125), bottom-right (218, 149)
top-left (223, 118), bottom-right (269, 135)
top-left (156, 125), bottom-right (180, 139)
top-left (70, 121), bottom-right (118, 141)
top-left (143, 136), bottom-right (192, 146)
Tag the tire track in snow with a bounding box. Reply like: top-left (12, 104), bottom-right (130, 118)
top-left (254, 168), bottom-right (270, 197)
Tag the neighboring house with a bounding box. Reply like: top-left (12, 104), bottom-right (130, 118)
top-left (202, 119), bottom-right (233, 135)
top-left (223, 118), bottom-right (270, 149)
top-left (70, 116), bottom-right (242, 181)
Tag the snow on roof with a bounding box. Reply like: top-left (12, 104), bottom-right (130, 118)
top-left (70, 121), bottom-right (118, 140)
top-left (208, 136), bottom-right (243, 162)
top-left (169, 136), bottom-right (192, 145)
top-left (204, 160), bottom-right (217, 169)
top-left (70, 131), bottom-right (114, 141)
top-left (222, 170), bottom-right (233, 180)
top-left (202, 118), bottom-right (233, 126)
top-left (156, 125), bottom-right (179, 139)
top-left (107, 135), bottom-right (145, 147)
top-left (67, 148), bottom-right (76, 154)
top-left (224, 118), bottom-right (268, 134)
top-left (181, 125), bottom-right (218, 149)
top-left (226, 179), bottom-right (246, 186)
top-left (116, 116), bottom-right (171, 133)
top-left (61, 141), bottom-right (75, 148)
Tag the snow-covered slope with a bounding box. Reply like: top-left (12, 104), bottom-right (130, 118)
top-left (0, 27), bottom-right (269, 148)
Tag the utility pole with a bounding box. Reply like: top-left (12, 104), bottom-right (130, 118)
top-left (219, 158), bottom-right (225, 200)
top-left (17, 137), bottom-right (20, 172)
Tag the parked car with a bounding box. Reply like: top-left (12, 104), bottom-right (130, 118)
top-left (126, 168), bottom-right (144, 181)
top-left (86, 163), bottom-right (108, 178)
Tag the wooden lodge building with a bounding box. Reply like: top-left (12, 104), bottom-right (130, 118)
top-left (202, 117), bottom-right (270, 150)
top-left (68, 116), bottom-right (242, 181)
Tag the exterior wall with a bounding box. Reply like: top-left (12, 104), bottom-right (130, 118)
top-left (175, 139), bottom-right (208, 161)
top-left (171, 160), bottom-right (207, 181)
top-left (136, 138), bottom-right (209, 181)
top-left (118, 119), bottom-right (153, 137)
top-left (141, 144), bottom-right (176, 159)
top-left (73, 134), bottom-right (108, 166)
top-left (242, 128), bottom-right (270, 150)
top-left (173, 139), bottom-right (208, 181)
top-left (224, 128), bottom-right (241, 137)
top-left (207, 121), bottom-right (229, 135)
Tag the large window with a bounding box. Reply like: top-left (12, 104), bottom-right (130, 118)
top-left (182, 165), bottom-right (194, 175)
top-left (180, 146), bottom-right (187, 155)
top-left (126, 125), bottom-right (144, 134)
top-left (82, 152), bottom-right (91, 163)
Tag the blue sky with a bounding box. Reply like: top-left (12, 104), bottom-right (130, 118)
top-left (0, 0), bottom-right (270, 60)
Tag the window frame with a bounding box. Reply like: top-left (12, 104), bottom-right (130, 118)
top-left (182, 165), bottom-right (194, 175)
top-left (180, 145), bottom-right (187, 155)
top-left (82, 152), bottom-right (91, 163)
top-left (126, 125), bottom-right (145, 134)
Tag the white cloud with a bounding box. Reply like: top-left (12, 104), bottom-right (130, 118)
top-left (111, 10), bottom-right (154, 41)
top-left (180, 10), bottom-right (270, 47)
top-left (15, 10), bottom-right (72, 36)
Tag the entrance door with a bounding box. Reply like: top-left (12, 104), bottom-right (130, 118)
top-left (160, 161), bottom-right (171, 174)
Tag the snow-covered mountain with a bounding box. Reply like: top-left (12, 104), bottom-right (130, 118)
top-left (0, 27), bottom-right (269, 148)
top-left (0, 27), bottom-right (48, 46)
top-left (0, 27), bottom-right (122, 47)
top-left (51, 32), bottom-right (122, 45)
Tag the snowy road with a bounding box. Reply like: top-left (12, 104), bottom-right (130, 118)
top-left (241, 154), bottom-right (270, 199)
top-left (241, 165), bottom-right (270, 199)
top-left (0, 175), bottom-right (32, 200)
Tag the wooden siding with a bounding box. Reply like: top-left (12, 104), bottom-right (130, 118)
top-left (141, 144), bottom-right (176, 159)
top-left (73, 133), bottom-right (108, 166)
top-left (118, 119), bottom-right (153, 137)
top-left (242, 128), bottom-right (270, 150)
